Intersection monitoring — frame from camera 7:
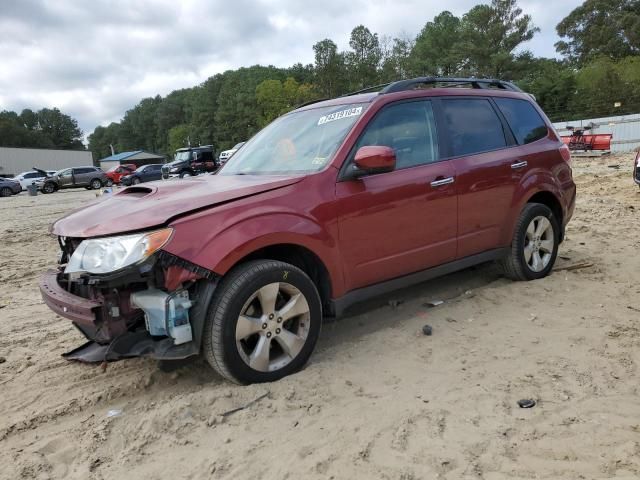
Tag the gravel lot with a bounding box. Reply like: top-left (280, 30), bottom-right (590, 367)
top-left (1, 155), bottom-right (640, 479)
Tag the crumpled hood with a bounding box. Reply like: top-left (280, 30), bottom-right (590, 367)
top-left (51, 174), bottom-right (303, 238)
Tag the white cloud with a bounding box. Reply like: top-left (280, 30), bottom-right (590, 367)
top-left (0, 0), bottom-right (582, 135)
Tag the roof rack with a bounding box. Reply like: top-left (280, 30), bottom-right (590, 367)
top-left (340, 82), bottom-right (393, 97)
top-left (380, 77), bottom-right (523, 94)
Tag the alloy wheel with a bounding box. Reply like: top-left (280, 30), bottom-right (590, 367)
top-left (524, 215), bottom-right (554, 272)
top-left (235, 282), bottom-right (310, 372)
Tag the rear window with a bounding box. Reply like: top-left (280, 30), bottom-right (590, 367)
top-left (495, 98), bottom-right (548, 145)
top-left (441, 98), bottom-right (507, 157)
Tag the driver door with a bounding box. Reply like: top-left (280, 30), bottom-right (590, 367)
top-left (335, 100), bottom-right (458, 291)
top-left (58, 168), bottom-right (73, 187)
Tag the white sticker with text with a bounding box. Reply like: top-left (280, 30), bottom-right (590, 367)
top-left (318, 106), bottom-right (363, 125)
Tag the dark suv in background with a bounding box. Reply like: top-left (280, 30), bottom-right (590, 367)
top-left (38, 166), bottom-right (108, 193)
top-left (41, 77), bottom-right (574, 385)
top-left (121, 164), bottom-right (164, 185)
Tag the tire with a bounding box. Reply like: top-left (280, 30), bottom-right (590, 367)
top-left (0, 187), bottom-right (12, 197)
top-left (203, 260), bottom-right (322, 384)
top-left (106, 179), bottom-right (114, 187)
top-left (42, 182), bottom-right (56, 194)
top-left (90, 179), bottom-right (102, 190)
top-left (179, 171), bottom-right (192, 178)
top-left (501, 203), bottom-right (560, 281)
top-left (132, 177), bottom-right (141, 185)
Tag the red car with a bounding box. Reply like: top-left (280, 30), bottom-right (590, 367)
top-left (40, 77), bottom-right (575, 384)
top-left (105, 163), bottom-right (137, 185)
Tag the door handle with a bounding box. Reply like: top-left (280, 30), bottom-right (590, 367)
top-left (430, 177), bottom-right (455, 188)
top-left (511, 160), bottom-right (528, 169)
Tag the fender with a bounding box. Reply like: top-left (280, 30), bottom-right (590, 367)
top-left (163, 201), bottom-right (345, 297)
top-left (501, 167), bottom-right (569, 245)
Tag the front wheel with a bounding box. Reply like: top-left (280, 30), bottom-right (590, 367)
top-left (501, 203), bottom-right (559, 281)
top-left (42, 182), bottom-right (56, 194)
top-left (179, 171), bottom-right (192, 178)
top-left (106, 179), bottom-right (114, 187)
top-left (203, 260), bottom-right (322, 384)
top-left (132, 177), bottom-right (141, 185)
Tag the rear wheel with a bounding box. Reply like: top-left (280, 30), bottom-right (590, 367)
top-left (42, 182), bottom-right (56, 194)
top-left (203, 260), bottom-right (322, 384)
top-left (502, 203), bottom-right (559, 281)
top-left (90, 179), bottom-right (102, 190)
top-left (0, 187), bottom-right (12, 197)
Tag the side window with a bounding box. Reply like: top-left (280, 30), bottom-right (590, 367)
top-left (441, 98), bottom-right (507, 157)
top-left (495, 98), bottom-right (548, 145)
top-left (354, 101), bottom-right (439, 169)
top-left (75, 167), bottom-right (94, 174)
top-left (24, 172), bottom-right (37, 179)
top-left (201, 151), bottom-right (214, 162)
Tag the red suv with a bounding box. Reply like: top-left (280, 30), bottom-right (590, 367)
top-left (105, 163), bottom-right (137, 185)
top-left (40, 77), bottom-right (575, 384)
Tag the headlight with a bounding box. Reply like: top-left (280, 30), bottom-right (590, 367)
top-left (65, 228), bottom-right (173, 274)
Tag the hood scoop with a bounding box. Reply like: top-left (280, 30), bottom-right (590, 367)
top-left (117, 186), bottom-right (153, 198)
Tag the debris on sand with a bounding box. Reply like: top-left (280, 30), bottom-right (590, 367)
top-left (517, 399), bottom-right (536, 409)
top-left (422, 325), bottom-right (433, 336)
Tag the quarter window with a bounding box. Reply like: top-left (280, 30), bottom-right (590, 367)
top-left (354, 101), bottom-right (439, 169)
top-left (441, 98), bottom-right (507, 157)
top-left (495, 98), bottom-right (548, 145)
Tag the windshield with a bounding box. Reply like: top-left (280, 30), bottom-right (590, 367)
top-left (175, 151), bottom-right (191, 161)
top-left (221, 103), bottom-right (367, 175)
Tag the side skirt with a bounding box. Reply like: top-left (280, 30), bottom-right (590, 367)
top-left (330, 248), bottom-right (507, 318)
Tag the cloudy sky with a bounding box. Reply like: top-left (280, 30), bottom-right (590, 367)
top-left (0, 0), bottom-right (582, 136)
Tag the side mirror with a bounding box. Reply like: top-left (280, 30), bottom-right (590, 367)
top-left (352, 146), bottom-right (396, 177)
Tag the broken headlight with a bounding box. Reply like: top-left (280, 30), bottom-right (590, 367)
top-left (64, 228), bottom-right (173, 275)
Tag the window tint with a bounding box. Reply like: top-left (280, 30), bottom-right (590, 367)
top-left (75, 167), bottom-right (95, 174)
top-left (24, 172), bottom-right (37, 179)
top-left (495, 98), bottom-right (548, 145)
top-left (441, 99), bottom-right (507, 157)
top-left (201, 151), bottom-right (214, 162)
top-left (355, 101), bottom-right (439, 169)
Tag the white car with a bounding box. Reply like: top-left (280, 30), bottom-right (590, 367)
top-left (14, 170), bottom-right (57, 190)
top-left (218, 142), bottom-right (245, 166)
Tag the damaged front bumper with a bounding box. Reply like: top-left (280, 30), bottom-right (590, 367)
top-left (39, 251), bottom-right (217, 363)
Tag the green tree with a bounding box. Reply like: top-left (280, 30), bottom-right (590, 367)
top-left (313, 39), bottom-right (347, 97)
top-left (556, 0), bottom-right (640, 66)
top-left (256, 77), bottom-right (318, 127)
top-left (410, 12), bottom-right (463, 76)
top-left (345, 25), bottom-right (382, 89)
top-left (459, 0), bottom-right (538, 77)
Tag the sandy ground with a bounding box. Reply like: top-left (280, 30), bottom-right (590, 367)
top-left (1, 154), bottom-right (640, 479)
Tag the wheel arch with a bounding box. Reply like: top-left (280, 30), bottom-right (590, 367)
top-left (524, 190), bottom-right (564, 241)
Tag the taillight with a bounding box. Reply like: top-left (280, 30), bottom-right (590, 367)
top-left (559, 144), bottom-right (571, 165)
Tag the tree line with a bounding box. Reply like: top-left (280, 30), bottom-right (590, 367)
top-left (1, 0), bottom-right (639, 159)
top-left (0, 108), bottom-right (84, 150)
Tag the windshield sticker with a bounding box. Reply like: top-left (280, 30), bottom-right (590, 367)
top-left (318, 106), bottom-right (363, 125)
top-left (311, 157), bottom-right (327, 166)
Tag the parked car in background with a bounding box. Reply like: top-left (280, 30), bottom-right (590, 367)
top-left (633, 149), bottom-right (640, 187)
top-left (162, 145), bottom-right (218, 179)
top-left (105, 164), bottom-right (137, 185)
top-left (37, 166), bottom-right (108, 193)
top-left (0, 178), bottom-right (21, 197)
top-left (121, 164), bottom-right (164, 185)
top-left (40, 77), bottom-right (575, 385)
top-left (218, 142), bottom-right (245, 166)
top-left (13, 169), bottom-right (57, 190)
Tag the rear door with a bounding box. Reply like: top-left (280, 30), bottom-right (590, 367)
top-left (73, 168), bottom-right (92, 186)
top-left (439, 97), bottom-right (519, 258)
top-left (336, 99), bottom-right (458, 290)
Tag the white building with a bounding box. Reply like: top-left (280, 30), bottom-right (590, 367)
top-left (0, 146), bottom-right (93, 177)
